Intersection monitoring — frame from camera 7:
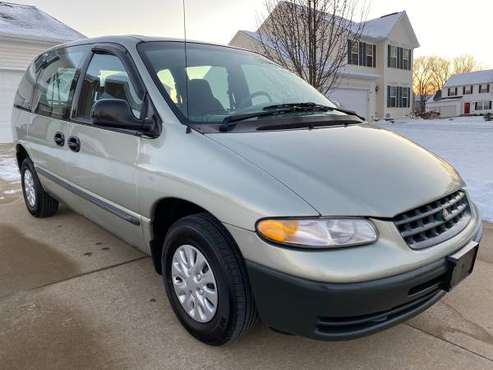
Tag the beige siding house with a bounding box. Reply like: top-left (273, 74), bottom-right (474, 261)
top-left (230, 7), bottom-right (419, 122)
top-left (0, 2), bottom-right (84, 142)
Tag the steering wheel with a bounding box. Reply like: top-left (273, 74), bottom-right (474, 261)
top-left (238, 90), bottom-right (272, 107)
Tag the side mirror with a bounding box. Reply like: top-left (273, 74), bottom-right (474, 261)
top-left (91, 99), bottom-right (154, 132)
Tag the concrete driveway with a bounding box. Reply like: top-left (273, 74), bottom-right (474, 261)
top-left (1, 145), bottom-right (493, 369)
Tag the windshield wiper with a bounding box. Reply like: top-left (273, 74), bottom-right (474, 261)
top-left (256, 118), bottom-right (362, 131)
top-left (219, 102), bottom-right (363, 132)
top-left (264, 102), bottom-right (365, 120)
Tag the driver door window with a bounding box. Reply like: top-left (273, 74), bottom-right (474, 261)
top-left (75, 53), bottom-right (144, 121)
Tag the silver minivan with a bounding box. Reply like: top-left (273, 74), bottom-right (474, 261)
top-left (11, 36), bottom-right (483, 345)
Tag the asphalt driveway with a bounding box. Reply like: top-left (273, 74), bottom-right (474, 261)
top-left (1, 144), bottom-right (493, 369)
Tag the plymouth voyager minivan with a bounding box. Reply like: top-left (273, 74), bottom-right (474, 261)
top-left (11, 36), bottom-right (483, 345)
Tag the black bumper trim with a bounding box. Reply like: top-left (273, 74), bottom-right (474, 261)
top-left (246, 260), bottom-right (450, 341)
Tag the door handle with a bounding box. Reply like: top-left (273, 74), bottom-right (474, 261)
top-left (54, 132), bottom-right (65, 146)
top-left (68, 136), bottom-right (81, 152)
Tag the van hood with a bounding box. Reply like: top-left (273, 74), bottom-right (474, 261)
top-left (209, 125), bottom-right (464, 218)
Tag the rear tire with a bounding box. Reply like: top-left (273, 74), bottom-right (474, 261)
top-left (21, 158), bottom-right (59, 218)
top-left (162, 213), bottom-right (257, 345)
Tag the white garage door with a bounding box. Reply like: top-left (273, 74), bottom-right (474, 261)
top-left (438, 105), bottom-right (458, 118)
top-left (0, 70), bottom-right (24, 143)
top-left (328, 88), bottom-right (369, 120)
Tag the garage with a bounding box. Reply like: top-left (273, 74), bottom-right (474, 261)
top-left (327, 88), bottom-right (369, 120)
top-left (0, 2), bottom-right (84, 142)
top-left (426, 100), bottom-right (460, 118)
top-left (437, 105), bottom-right (458, 118)
top-left (0, 69), bottom-right (24, 142)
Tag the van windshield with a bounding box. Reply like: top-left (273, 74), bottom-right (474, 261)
top-left (138, 41), bottom-right (337, 126)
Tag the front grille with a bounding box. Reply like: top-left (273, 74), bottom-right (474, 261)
top-left (394, 190), bottom-right (471, 250)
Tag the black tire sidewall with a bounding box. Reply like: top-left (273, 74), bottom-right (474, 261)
top-left (21, 159), bottom-right (40, 215)
top-left (162, 220), bottom-right (235, 345)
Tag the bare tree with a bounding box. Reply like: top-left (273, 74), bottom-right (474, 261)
top-left (452, 54), bottom-right (481, 74)
top-left (256, 0), bottom-right (368, 94)
top-left (413, 57), bottom-right (435, 113)
top-left (428, 56), bottom-right (451, 92)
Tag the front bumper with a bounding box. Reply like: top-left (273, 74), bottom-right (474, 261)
top-left (245, 223), bottom-right (483, 341)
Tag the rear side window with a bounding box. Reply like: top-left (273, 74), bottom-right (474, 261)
top-left (75, 53), bottom-right (144, 121)
top-left (13, 56), bottom-right (42, 110)
top-left (33, 46), bottom-right (88, 120)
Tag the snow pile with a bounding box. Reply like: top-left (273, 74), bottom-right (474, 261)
top-left (378, 117), bottom-right (493, 222)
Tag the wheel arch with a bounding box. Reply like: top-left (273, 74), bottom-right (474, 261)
top-left (150, 197), bottom-right (237, 274)
top-left (15, 143), bottom-right (30, 169)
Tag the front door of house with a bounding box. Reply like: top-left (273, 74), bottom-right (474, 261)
top-left (464, 102), bottom-right (471, 114)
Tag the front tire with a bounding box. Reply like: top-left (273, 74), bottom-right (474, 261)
top-left (162, 213), bottom-right (257, 345)
top-left (21, 158), bottom-right (59, 218)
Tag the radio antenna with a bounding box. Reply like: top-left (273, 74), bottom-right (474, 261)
top-left (182, 0), bottom-right (191, 133)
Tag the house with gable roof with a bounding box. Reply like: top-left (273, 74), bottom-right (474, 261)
top-left (229, 4), bottom-right (420, 122)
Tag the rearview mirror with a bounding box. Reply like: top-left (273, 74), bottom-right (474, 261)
top-left (91, 99), bottom-right (154, 132)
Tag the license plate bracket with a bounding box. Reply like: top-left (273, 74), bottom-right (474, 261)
top-left (445, 241), bottom-right (479, 291)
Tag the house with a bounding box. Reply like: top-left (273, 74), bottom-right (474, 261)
top-left (229, 5), bottom-right (420, 122)
top-left (426, 70), bottom-right (493, 118)
top-left (0, 2), bottom-right (84, 142)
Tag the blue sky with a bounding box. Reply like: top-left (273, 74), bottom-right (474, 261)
top-left (12, 0), bottom-right (493, 67)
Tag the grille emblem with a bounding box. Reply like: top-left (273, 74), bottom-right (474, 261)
top-left (394, 191), bottom-right (470, 250)
top-left (442, 208), bottom-right (450, 220)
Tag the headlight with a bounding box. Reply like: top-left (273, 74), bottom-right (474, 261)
top-left (256, 218), bottom-right (378, 248)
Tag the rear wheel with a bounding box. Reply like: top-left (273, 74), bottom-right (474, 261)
top-left (162, 213), bottom-right (257, 345)
top-left (21, 159), bottom-right (59, 218)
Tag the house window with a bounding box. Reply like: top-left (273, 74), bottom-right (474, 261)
top-left (387, 86), bottom-right (411, 108)
top-left (388, 46), bottom-right (412, 70)
top-left (349, 41), bottom-right (359, 65)
top-left (388, 46), bottom-right (397, 68)
top-left (388, 86), bottom-right (397, 107)
top-left (479, 84), bottom-right (490, 93)
top-left (348, 41), bottom-right (376, 67)
top-left (475, 101), bottom-right (492, 110)
top-left (366, 45), bottom-right (374, 67)
top-left (463, 85), bottom-right (473, 95)
top-left (402, 49), bottom-right (410, 70)
top-left (448, 87), bottom-right (458, 97)
top-left (402, 87), bottom-right (409, 108)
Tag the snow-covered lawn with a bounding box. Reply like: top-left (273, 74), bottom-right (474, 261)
top-left (378, 116), bottom-right (493, 222)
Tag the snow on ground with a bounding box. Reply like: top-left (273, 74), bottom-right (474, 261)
top-left (0, 157), bottom-right (19, 182)
top-left (0, 146), bottom-right (19, 182)
top-left (377, 116), bottom-right (493, 222)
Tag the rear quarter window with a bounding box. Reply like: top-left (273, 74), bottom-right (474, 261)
top-left (32, 45), bottom-right (89, 120)
top-left (13, 56), bottom-right (42, 111)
